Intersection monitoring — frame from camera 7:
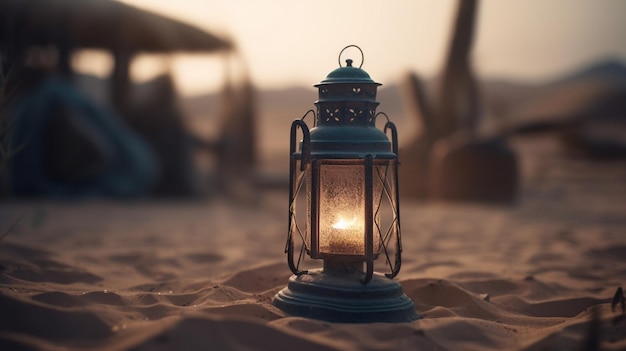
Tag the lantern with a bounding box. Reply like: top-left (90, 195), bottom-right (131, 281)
top-left (273, 46), bottom-right (418, 323)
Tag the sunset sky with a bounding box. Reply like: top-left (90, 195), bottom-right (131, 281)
top-left (101, 0), bottom-right (626, 96)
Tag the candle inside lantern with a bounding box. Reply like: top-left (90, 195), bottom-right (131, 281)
top-left (332, 217), bottom-right (358, 230)
top-left (324, 214), bottom-right (364, 254)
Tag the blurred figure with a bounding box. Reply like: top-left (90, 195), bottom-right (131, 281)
top-left (126, 73), bottom-right (195, 197)
top-left (6, 51), bottom-right (157, 197)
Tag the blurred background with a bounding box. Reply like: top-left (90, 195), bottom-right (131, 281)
top-left (1, 0), bottom-right (625, 202)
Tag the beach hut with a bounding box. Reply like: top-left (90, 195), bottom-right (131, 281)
top-left (1, 0), bottom-right (255, 197)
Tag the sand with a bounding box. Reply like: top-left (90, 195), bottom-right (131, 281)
top-left (1, 135), bottom-right (625, 350)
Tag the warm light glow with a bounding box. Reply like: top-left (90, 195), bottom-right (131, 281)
top-left (325, 213), bottom-right (365, 255)
top-left (332, 217), bottom-right (358, 230)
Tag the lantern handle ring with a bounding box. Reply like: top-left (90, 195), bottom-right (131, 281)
top-left (377, 112), bottom-right (399, 156)
top-left (375, 111), bottom-right (391, 125)
top-left (294, 110), bottom-right (314, 170)
top-left (338, 45), bottom-right (364, 68)
top-left (299, 109), bottom-right (316, 126)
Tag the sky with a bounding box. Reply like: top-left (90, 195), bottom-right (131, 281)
top-left (85, 0), bottom-right (626, 96)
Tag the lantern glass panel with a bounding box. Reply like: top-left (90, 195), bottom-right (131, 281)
top-left (291, 158), bottom-right (310, 253)
top-left (318, 162), bottom-right (366, 255)
top-left (373, 161), bottom-right (399, 263)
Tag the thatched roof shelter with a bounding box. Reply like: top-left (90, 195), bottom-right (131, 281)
top-left (1, 0), bottom-right (233, 115)
top-left (0, 0), bottom-right (232, 53)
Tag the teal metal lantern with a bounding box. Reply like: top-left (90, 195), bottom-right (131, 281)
top-left (273, 46), bottom-right (419, 323)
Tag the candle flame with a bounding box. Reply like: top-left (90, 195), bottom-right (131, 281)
top-left (332, 217), bottom-right (358, 230)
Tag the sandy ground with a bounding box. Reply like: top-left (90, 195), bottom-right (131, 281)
top-left (0, 136), bottom-right (625, 350)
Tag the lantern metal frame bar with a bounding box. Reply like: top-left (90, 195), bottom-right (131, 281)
top-left (309, 158), bottom-right (319, 259)
top-left (286, 112), bottom-right (313, 276)
top-left (374, 162), bottom-right (396, 275)
top-left (382, 117), bottom-right (402, 279)
top-left (363, 154), bottom-right (374, 283)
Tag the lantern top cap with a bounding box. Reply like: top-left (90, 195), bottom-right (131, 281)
top-left (315, 45), bottom-right (381, 87)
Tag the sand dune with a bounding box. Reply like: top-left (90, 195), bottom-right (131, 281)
top-left (1, 136), bottom-right (625, 350)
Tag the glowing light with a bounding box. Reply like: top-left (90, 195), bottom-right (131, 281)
top-left (332, 217), bottom-right (358, 230)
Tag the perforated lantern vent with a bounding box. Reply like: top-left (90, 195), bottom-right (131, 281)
top-left (314, 58), bottom-right (381, 127)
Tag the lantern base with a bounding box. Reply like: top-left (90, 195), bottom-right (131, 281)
top-left (272, 268), bottom-right (419, 323)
